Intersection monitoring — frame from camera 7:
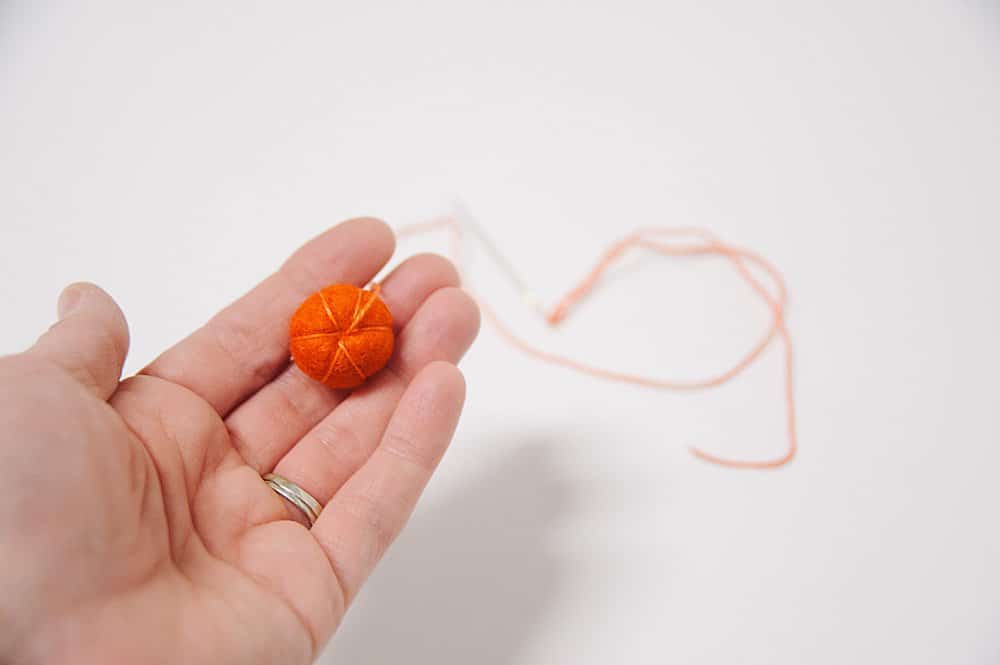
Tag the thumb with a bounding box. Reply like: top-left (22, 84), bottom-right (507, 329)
top-left (29, 282), bottom-right (130, 400)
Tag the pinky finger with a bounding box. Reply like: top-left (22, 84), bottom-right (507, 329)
top-left (311, 361), bottom-right (465, 605)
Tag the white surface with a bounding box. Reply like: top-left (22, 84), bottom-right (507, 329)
top-left (3, 1), bottom-right (1000, 663)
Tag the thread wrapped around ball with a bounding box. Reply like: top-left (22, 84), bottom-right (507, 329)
top-left (289, 283), bottom-right (394, 389)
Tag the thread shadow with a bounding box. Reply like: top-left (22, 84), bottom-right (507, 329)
top-left (318, 439), bottom-right (574, 665)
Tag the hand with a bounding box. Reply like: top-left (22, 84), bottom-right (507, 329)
top-left (0, 218), bottom-right (480, 665)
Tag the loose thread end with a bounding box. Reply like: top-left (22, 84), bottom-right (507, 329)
top-left (688, 445), bottom-right (796, 470)
top-left (519, 290), bottom-right (553, 323)
top-left (546, 302), bottom-right (570, 326)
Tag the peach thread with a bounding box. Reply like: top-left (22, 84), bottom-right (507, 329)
top-left (397, 217), bottom-right (797, 470)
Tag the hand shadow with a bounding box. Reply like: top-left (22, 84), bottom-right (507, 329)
top-left (319, 438), bottom-right (574, 665)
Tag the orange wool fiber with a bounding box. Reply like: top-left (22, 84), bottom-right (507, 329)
top-left (289, 283), bottom-right (394, 389)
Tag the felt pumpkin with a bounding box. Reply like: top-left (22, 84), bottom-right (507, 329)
top-left (289, 283), bottom-right (394, 388)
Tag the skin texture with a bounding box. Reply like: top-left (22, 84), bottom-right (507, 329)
top-left (0, 218), bottom-right (480, 665)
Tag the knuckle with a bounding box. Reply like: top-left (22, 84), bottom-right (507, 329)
top-left (210, 314), bottom-right (274, 384)
top-left (380, 429), bottom-right (432, 472)
top-left (92, 322), bottom-right (127, 368)
top-left (272, 368), bottom-right (318, 422)
top-left (278, 262), bottom-right (321, 301)
top-left (313, 420), bottom-right (366, 466)
top-left (335, 490), bottom-right (394, 558)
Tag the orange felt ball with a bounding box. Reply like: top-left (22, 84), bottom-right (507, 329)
top-left (289, 283), bottom-right (394, 389)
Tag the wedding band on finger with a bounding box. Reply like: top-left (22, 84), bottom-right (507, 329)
top-left (263, 473), bottom-right (323, 527)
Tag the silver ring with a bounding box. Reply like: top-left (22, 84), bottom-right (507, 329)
top-left (263, 473), bottom-right (323, 527)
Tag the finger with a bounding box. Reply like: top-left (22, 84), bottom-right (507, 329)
top-left (29, 283), bottom-right (130, 400)
top-left (312, 361), bottom-right (466, 604)
top-left (142, 218), bottom-right (395, 416)
top-left (225, 253), bottom-right (461, 472)
top-left (271, 287), bottom-right (478, 505)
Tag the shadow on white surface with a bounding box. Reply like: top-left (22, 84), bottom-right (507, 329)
top-left (319, 439), bottom-right (575, 665)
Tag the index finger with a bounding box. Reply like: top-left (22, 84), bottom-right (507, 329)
top-left (143, 217), bottom-right (395, 415)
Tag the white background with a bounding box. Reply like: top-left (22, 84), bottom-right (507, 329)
top-left (3, 1), bottom-right (1000, 663)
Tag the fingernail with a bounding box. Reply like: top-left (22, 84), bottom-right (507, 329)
top-left (57, 286), bottom-right (84, 319)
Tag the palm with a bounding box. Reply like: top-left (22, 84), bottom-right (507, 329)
top-left (2, 219), bottom-right (479, 665)
top-left (103, 378), bottom-right (334, 664)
